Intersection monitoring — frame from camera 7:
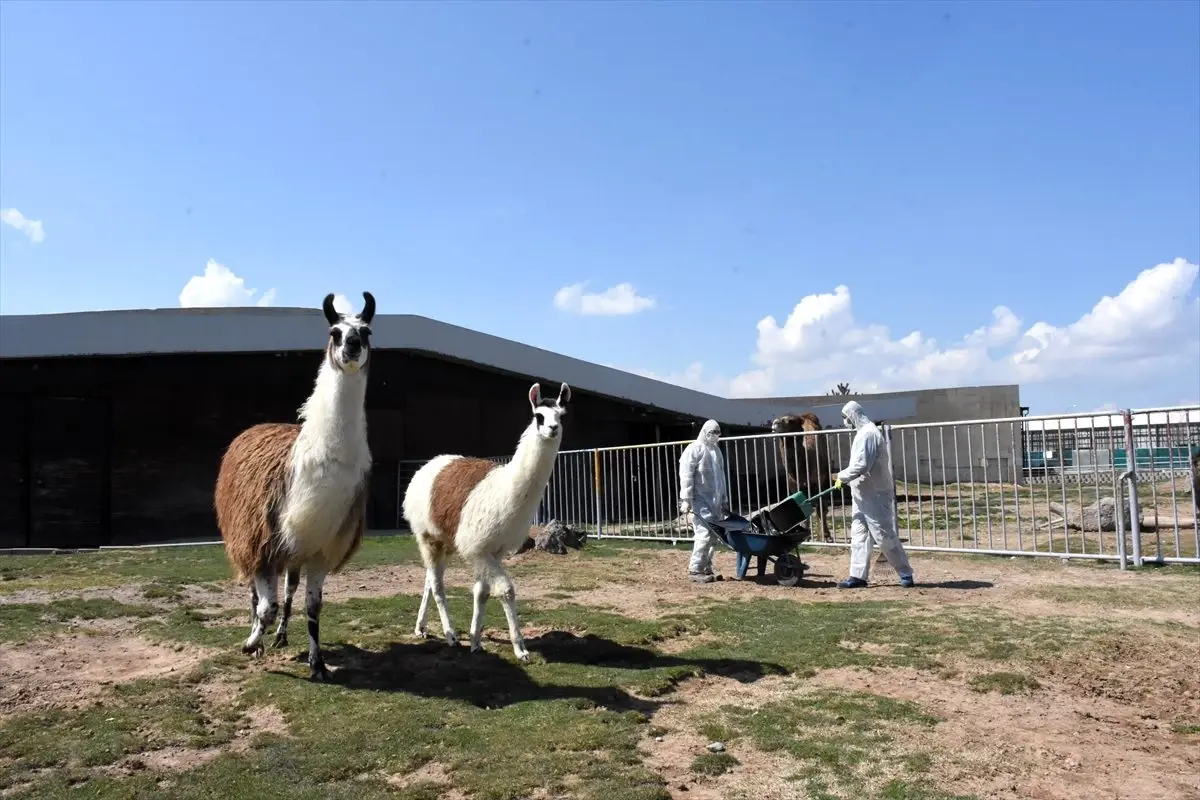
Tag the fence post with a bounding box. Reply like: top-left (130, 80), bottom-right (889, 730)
top-left (884, 424), bottom-right (899, 527)
top-left (592, 449), bottom-right (603, 539)
top-left (1122, 409), bottom-right (1143, 568)
top-left (1115, 470), bottom-right (1131, 571)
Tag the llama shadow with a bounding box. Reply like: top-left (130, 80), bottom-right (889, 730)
top-left (308, 639), bottom-right (661, 714)
top-left (526, 631), bottom-right (788, 687)
top-left (296, 633), bottom-right (786, 714)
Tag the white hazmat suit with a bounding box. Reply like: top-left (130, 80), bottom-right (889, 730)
top-left (835, 401), bottom-right (914, 588)
top-left (678, 419), bottom-right (727, 581)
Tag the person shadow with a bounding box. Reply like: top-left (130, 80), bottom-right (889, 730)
top-left (277, 631), bottom-right (788, 714)
top-left (919, 579), bottom-right (994, 590)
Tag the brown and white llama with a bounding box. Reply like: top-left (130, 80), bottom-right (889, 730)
top-left (402, 381), bottom-right (571, 662)
top-left (771, 411), bottom-right (837, 541)
top-left (214, 291), bottom-right (376, 682)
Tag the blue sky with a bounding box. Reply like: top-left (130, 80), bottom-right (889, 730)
top-left (2, 0), bottom-right (1198, 413)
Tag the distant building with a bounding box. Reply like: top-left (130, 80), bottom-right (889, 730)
top-left (1, 306), bottom-right (803, 548)
top-left (1, 305), bottom-right (1049, 549)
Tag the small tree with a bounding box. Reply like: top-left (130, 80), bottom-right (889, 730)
top-left (828, 382), bottom-right (852, 397)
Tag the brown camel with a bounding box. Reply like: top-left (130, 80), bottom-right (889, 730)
top-left (770, 412), bottom-right (837, 541)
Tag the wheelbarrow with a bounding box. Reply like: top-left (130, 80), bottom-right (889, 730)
top-left (710, 486), bottom-right (839, 587)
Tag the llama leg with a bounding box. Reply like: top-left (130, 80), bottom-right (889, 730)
top-left (468, 567), bottom-right (490, 653)
top-left (304, 568), bottom-right (332, 682)
top-left (413, 569), bottom-right (433, 638)
top-left (487, 559), bottom-right (529, 662)
top-left (427, 555), bottom-right (458, 647)
top-left (272, 568), bottom-right (300, 648)
top-left (242, 571), bottom-right (279, 657)
top-left (249, 584), bottom-right (259, 627)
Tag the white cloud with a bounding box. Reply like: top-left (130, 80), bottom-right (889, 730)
top-left (627, 362), bottom-right (735, 397)
top-left (0, 208), bottom-right (45, 244)
top-left (178, 259), bottom-right (278, 308)
top-left (554, 281), bottom-right (656, 316)
top-left (637, 258), bottom-right (1200, 400)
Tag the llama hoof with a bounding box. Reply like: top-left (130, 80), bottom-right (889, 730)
top-left (241, 641), bottom-right (265, 658)
top-left (271, 632), bottom-right (288, 649)
top-left (514, 650), bottom-right (530, 662)
top-left (308, 661), bottom-right (332, 682)
top-left (470, 642), bottom-right (484, 654)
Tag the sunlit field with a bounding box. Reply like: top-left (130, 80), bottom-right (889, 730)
top-left (2, 535), bottom-right (1198, 800)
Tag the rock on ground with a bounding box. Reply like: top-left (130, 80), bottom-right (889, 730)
top-left (517, 520), bottom-right (588, 555)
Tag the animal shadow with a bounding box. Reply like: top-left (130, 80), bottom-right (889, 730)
top-left (293, 632), bottom-right (786, 713)
top-left (308, 639), bottom-right (662, 714)
top-left (527, 630), bottom-right (787, 683)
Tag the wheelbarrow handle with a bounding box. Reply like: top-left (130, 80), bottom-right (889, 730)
top-left (809, 484), bottom-right (841, 502)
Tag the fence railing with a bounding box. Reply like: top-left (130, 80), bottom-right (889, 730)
top-left (389, 405), bottom-right (1200, 566)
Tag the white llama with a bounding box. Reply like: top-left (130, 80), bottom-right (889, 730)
top-left (402, 381), bottom-right (571, 661)
top-left (214, 291), bottom-right (376, 682)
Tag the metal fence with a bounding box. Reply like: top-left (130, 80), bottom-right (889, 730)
top-left (391, 405), bottom-right (1200, 567)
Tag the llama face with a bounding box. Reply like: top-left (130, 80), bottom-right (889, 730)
top-left (528, 382), bottom-right (571, 441)
top-left (322, 292), bottom-right (376, 374)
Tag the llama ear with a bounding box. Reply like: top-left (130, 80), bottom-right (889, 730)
top-left (528, 383), bottom-right (541, 409)
top-left (557, 383), bottom-right (571, 407)
top-left (322, 294), bottom-right (340, 326)
top-left (360, 291), bottom-right (376, 324)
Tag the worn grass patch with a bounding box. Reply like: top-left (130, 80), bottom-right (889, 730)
top-left (968, 671), bottom-right (1042, 695)
top-left (675, 597), bottom-right (1102, 677)
top-left (0, 536), bottom-right (424, 595)
top-left (700, 688), bottom-right (945, 799)
top-left (0, 598), bottom-right (160, 643)
top-left (0, 675), bottom-right (240, 790)
top-left (1022, 584), bottom-right (1197, 610)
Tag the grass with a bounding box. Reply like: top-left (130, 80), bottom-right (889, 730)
top-left (0, 598), bottom-right (160, 643)
top-left (967, 671), bottom-right (1043, 695)
top-left (0, 536), bottom-right (426, 595)
top-left (699, 688), bottom-right (947, 799)
top-left (1, 535), bottom-right (1195, 799)
top-left (690, 751), bottom-right (739, 775)
top-left (1020, 584), bottom-right (1197, 610)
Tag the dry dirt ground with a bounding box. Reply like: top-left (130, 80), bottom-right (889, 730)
top-left (1, 538), bottom-right (1198, 800)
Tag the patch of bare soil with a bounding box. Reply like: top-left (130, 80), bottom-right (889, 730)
top-left (105, 703), bottom-right (290, 777)
top-left (0, 632), bottom-right (210, 718)
top-left (0, 585), bottom-right (163, 607)
top-left (813, 666), bottom-right (1200, 800)
top-left (639, 674), bottom-right (807, 800)
top-left (383, 762), bottom-right (468, 799)
top-left (1034, 630), bottom-right (1200, 724)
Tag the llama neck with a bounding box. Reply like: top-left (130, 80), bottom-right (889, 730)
top-left (297, 360), bottom-right (368, 456)
top-left (503, 422), bottom-right (559, 501)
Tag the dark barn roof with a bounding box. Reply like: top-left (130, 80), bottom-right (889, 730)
top-left (0, 305), bottom-right (906, 429)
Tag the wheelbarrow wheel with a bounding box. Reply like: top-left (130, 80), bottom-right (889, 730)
top-left (774, 553), bottom-right (803, 587)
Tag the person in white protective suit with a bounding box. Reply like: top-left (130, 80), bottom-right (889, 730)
top-left (833, 400), bottom-right (915, 589)
top-left (678, 419), bottom-right (728, 583)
